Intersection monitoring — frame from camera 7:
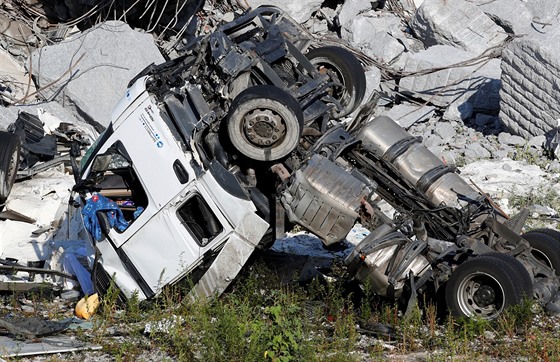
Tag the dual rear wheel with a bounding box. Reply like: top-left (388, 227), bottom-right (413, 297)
top-left (445, 252), bottom-right (533, 320)
top-left (227, 46), bottom-right (366, 162)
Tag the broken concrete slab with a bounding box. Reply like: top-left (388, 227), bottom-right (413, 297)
top-left (31, 21), bottom-right (164, 129)
top-left (0, 335), bottom-right (101, 358)
top-left (342, 13), bottom-right (405, 64)
top-left (363, 31), bottom-right (405, 64)
top-left (434, 122), bottom-right (456, 143)
top-left (337, 0), bottom-right (372, 29)
top-left (0, 219), bottom-right (52, 263)
top-left (524, 0), bottom-right (560, 24)
top-left (342, 11), bottom-right (403, 44)
top-left (341, 11), bottom-right (401, 41)
top-left (399, 45), bottom-right (501, 110)
top-left (459, 159), bottom-right (558, 215)
top-left (411, 0), bottom-right (509, 55)
top-left (499, 26), bottom-right (560, 138)
top-left (383, 104), bottom-right (435, 129)
top-left (0, 49), bottom-right (31, 104)
top-left (498, 132), bottom-right (526, 147)
top-left (464, 142), bottom-right (491, 160)
top-left (443, 100), bottom-right (473, 122)
top-left (359, 66), bottom-right (382, 109)
top-left (0, 102), bottom-right (87, 131)
top-left (473, 0), bottom-right (534, 36)
top-left (245, 0), bottom-right (323, 23)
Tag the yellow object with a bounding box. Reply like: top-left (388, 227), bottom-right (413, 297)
top-left (75, 293), bottom-right (100, 320)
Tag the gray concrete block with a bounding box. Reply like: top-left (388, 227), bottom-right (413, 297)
top-left (434, 122), bottom-right (456, 142)
top-left (399, 45), bottom-right (501, 109)
top-left (499, 25), bottom-right (560, 138)
top-left (465, 142), bottom-right (491, 159)
top-left (474, 0), bottom-right (533, 35)
top-left (528, 135), bottom-right (547, 149)
top-left (338, 0), bottom-right (372, 28)
top-left (412, 0), bottom-right (508, 55)
top-left (245, 0), bottom-right (323, 23)
top-left (498, 132), bottom-right (525, 146)
top-left (31, 21), bottom-right (164, 129)
top-left (343, 15), bottom-right (405, 64)
top-left (383, 104), bottom-right (435, 129)
top-left (342, 11), bottom-right (402, 40)
top-left (362, 31), bottom-right (405, 64)
top-left (443, 100), bottom-right (473, 122)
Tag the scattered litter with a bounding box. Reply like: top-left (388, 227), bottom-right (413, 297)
top-left (144, 315), bottom-right (186, 334)
top-left (75, 293), bottom-right (100, 320)
top-left (0, 335), bottom-right (101, 358)
top-left (0, 314), bottom-right (72, 339)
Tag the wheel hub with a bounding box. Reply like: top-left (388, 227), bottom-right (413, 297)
top-left (243, 109), bottom-right (285, 147)
top-left (456, 272), bottom-right (505, 319)
top-left (473, 285), bottom-right (496, 307)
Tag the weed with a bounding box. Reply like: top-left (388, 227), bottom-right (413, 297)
top-left (509, 143), bottom-right (546, 168)
top-left (496, 299), bottom-right (534, 338)
top-left (71, 260), bottom-right (560, 361)
top-left (508, 186), bottom-right (560, 213)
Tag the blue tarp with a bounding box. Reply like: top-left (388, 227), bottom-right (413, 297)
top-left (82, 193), bottom-right (129, 241)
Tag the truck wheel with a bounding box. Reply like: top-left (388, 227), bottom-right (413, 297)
top-left (0, 131), bottom-right (21, 212)
top-left (524, 227), bottom-right (560, 240)
top-left (522, 230), bottom-right (560, 275)
top-left (306, 46), bottom-right (366, 118)
top-left (445, 253), bottom-right (532, 320)
top-left (227, 85), bottom-right (303, 161)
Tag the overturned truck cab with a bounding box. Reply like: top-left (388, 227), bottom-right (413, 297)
top-left (75, 77), bottom-right (269, 301)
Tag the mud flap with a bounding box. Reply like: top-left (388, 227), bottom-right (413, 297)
top-left (188, 211), bottom-right (269, 299)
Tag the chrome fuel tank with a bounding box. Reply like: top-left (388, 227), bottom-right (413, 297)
top-left (356, 116), bottom-right (481, 208)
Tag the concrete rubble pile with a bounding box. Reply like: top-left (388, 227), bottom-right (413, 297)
top-left (0, 0), bottom-right (559, 345)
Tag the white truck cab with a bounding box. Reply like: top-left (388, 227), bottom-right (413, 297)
top-left (77, 76), bottom-right (269, 301)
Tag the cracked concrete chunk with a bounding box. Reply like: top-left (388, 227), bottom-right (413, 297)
top-left (384, 104), bottom-right (435, 129)
top-left (472, 0), bottom-right (534, 35)
top-left (443, 101), bottom-right (473, 122)
top-left (524, 0), bottom-right (560, 22)
top-left (31, 21), bottom-right (164, 129)
top-left (342, 14), bottom-right (405, 64)
top-left (412, 0), bottom-right (509, 55)
top-left (338, 0), bottom-right (372, 28)
top-left (498, 132), bottom-right (525, 146)
top-left (399, 45), bottom-right (501, 109)
top-left (0, 49), bottom-right (30, 104)
top-left (465, 142), bottom-right (491, 160)
top-left (434, 122), bottom-right (455, 142)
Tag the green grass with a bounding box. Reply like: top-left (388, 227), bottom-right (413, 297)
top-left (61, 259), bottom-right (560, 362)
top-left (4, 258), bottom-right (560, 361)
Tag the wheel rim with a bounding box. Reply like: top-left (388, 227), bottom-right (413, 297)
top-left (531, 249), bottom-right (553, 270)
top-left (241, 108), bottom-right (286, 149)
top-left (313, 59), bottom-right (350, 114)
top-left (456, 271), bottom-right (505, 319)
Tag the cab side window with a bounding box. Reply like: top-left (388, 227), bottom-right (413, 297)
top-left (177, 195), bottom-right (223, 246)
